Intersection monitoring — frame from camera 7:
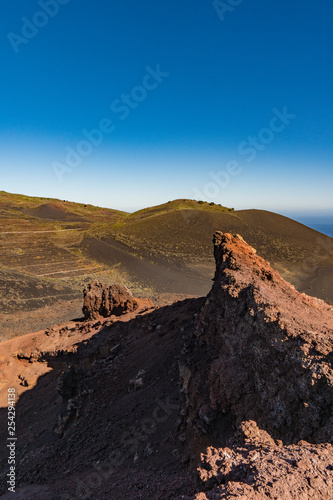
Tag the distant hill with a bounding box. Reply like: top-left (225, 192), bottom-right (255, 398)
top-left (0, 192), bottom-right (332, 338)
top-left (106, 199), bottom-right (333, 298)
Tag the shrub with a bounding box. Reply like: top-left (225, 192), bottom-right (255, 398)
top-left (198, 200), bottom-right (204, 204)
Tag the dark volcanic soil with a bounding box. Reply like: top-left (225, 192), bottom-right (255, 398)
top-left (16, 203), bottom-right (86, 222)
top-left (0, 299), bottom-right (83, 341)
top-left (0, 233), bottom-right (332, 499)
top-left (81, 236), bottom-right (213, 295)
top-left (298, 266), bottom-right (333, 303)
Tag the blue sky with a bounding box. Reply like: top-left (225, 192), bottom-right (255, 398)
top-left (1, 0), bottom-right (333, 214)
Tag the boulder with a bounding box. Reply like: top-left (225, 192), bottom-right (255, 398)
top-left (82, 281), bottom-right (138, 320)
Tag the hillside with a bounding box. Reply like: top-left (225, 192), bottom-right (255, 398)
top-left (1, 192), bottom-right (333, 339)
top-left (0, 192), bottom-right (130, 338)
top-left (107, 199), bottom-right (333, 300)
top-left (0, 233), bottom-right (332, 499)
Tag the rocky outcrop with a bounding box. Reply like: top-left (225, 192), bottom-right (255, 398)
top-left (177, 232), bottom-right (333, 498)
top-left (196, 436), bottom-right (333, 499)
top-left (82, 281), bottom-right (138, 320)
top-left (180, 232), bottom-right (333, 452)
top-left (192, 422), bottom-right (333, 499)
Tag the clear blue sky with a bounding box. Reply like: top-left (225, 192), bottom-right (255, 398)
top-left (1, 0), bottom-right (333, 214)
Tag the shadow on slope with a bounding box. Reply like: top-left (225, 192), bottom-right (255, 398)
top-left (0, 298), bottom-right (204, 499)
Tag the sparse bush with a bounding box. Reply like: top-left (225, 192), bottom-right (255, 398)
top-left (198, 200), bottom-right (204, 204)
top-left (209, 202), bottom-right (215, 206)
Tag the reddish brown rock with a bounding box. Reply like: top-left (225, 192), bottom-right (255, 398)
top-left (82, 281), bottom-right (138, 320)
top-left (196, 438), bottom-right (333, 499)
top-left (179, 232), bottom-right (333, 454)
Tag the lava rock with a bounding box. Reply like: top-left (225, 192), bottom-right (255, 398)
top-left (82, 281), bottom-right (138, 320)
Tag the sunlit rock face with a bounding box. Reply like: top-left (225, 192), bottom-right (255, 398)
top-left (82, 281), bottom-right (138, 320)
top-left (179, 232), bottom-right (333, 453)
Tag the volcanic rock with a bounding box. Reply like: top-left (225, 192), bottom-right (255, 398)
top-left (180, 232), bottom-right (333, 453)
top-left (196, 438), bottom-right (333, 499)
top-left (82, 281), bottom-right (138, 320)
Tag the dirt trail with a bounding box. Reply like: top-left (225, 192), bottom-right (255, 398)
top-left (36, 266), bottom-right (100, 277)
top-left (0, 229), bottom-right (82, 234)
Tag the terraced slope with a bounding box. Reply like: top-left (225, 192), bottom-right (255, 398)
top-left (0, 191), bottom-right (126, 281)
top-left (0, 192), bottom-right (128, 338)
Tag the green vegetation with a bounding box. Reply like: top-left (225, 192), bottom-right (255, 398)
top-left (121, 199), bottom-right (232, 224)
top-left (0, 190), bottom-right (127, 222)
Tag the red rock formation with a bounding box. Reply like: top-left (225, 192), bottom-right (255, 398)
top-left (180, 232), bottom-right (333, 446)
top-left (82, 281), bottom-right (139, 320)
top-left (178, 232), bottom-right (333, 498)
top-left (196, 435), bottom-right (333, 499)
